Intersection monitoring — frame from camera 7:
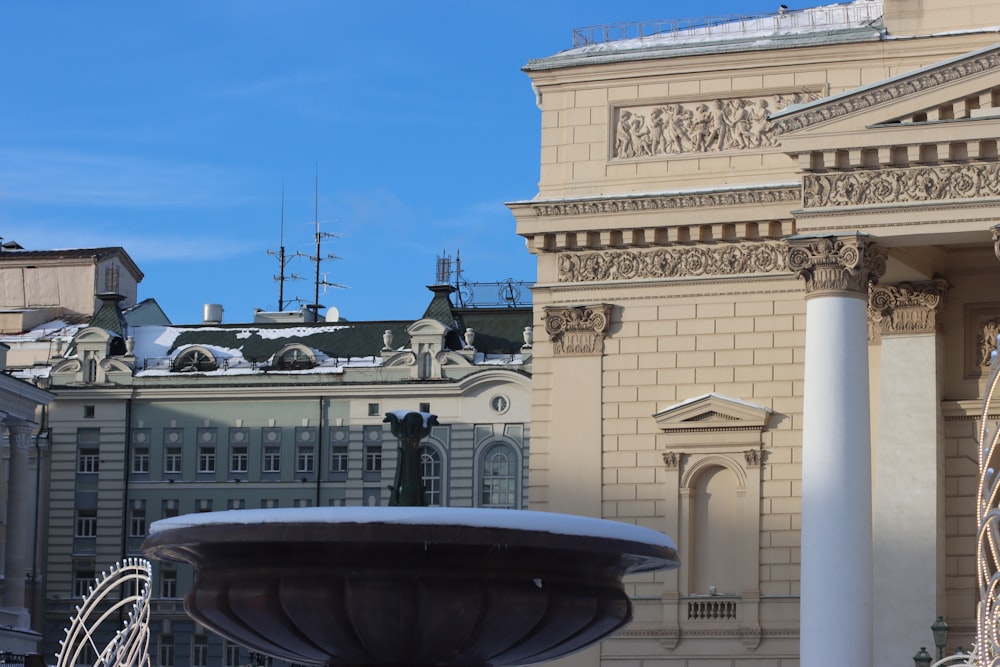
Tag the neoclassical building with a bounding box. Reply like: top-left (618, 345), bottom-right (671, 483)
top-left (509, 0), bottom-right (1000, 665)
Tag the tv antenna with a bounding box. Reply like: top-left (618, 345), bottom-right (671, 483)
top-left (308, 166), bottom-right (345, 316)
top-left (267, 182), bottom-right (306, 311)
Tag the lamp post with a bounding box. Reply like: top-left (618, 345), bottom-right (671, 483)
top-left (931, 615), bottom-right (950, 661)
top-left (912, 647), bottom-right (932, 667)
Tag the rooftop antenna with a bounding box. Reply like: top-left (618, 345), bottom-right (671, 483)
top-left (309, 164), bottom-right (345, 317)
top-left (267, 181), bottom-right (305, 311)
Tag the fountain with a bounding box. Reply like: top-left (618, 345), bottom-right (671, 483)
top-left (141, 412), bottom-right (679, 666)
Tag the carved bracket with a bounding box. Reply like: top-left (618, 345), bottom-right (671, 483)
top-left (543, 304), bottom-right (613, 356)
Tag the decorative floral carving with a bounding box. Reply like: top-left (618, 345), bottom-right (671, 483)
top-left (868, 280), bottom-right (949, 340)
top-left (613, 92), bottom-right (819, 159)
top-left (787, 236), bottom-right (886, 297)
top-left (772, 48), bottom-right (1000, 136)
top-left (803, 162), bottom-right (1000, 208)
top-left (543, 304), bottom-right (613, 356)
top-left (662, 452), bottom-right (680, 469)
top-left (530, 187), bottom-right (800, 217)
top-left (557, 242), bottom-right (789, 283)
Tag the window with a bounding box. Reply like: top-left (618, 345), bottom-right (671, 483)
top-left (293, 499), bottom-right (313, 508)
top-left (198, 446), bottom-right (216, 473)
top-left (364, 445), bottom-right (382, 472)
top-left (274, 344), bottom-right (316, 370)
top-left (75, 510), bottom-right (97, 538)
top-left (160, 569), bottom-right (177, 598)
top-left (230, 445), bottom-right (248, 473)
top-left (330, 445), bottom-right (349, 473)
top-left (262, 445), bottom-right (281, 473)
top-left (419, 402), bottom-right (430, 413)
top-left (128, 501), bottom-right (146, 538)
top-left (192, 636), bottom-right (208, 667)
top-left (481, 444), bottom-right (517, 508)
top-left (73, 567), bottom-right (95, 597)
top-left (132, 447), bottom-right (150, 474)
top-left (172, 347), bottom-right (216, 372)
top-left (228, 498), bottom-right (245, 510)
top-left (420, 447), bottom-right (442, 506)
top-left (162, 500), bottom-right (179, 519)
top-left (196, 499), bottom-right (212, 513)
top-left (159, 634), bottom-right (175, 667)
top-left (367, 403), bottom-right (379, 416)
top-left (296, 445), bottom-right (315, 474)
top-left (83, 405), bottom-right (95, 418)
top-left (224, 643), bottom-right (242, 667)
top-left (77, 448), bottom-right (100, 474)
top-left (164, 447), bottom-right (182, 474)
top-left (261, 499), bottom-right (278, 509)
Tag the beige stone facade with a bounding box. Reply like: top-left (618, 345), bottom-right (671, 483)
top-left (510, 1), bottom-right (1000, 664)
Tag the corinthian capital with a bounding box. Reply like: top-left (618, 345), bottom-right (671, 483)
top-left (869, 279), bottom-right (949, 340)
top-left (787, 235), bottom-right (887, 298)
top-left (543, 304), bottom-right (613, 356)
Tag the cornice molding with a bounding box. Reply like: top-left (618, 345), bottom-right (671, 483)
top-left (529, 186), bottom-right (800, 218)
top-left (557, 241), bottom-right (790, 283)
top-left (803, 162), bottom-right (1000, 208)
top-left (773, 47), bottom-right (1000, 136)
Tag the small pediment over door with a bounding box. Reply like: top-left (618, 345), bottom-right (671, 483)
top-left (654, 393), bottom-right (771, 450)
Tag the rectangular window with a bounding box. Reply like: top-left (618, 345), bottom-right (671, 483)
top-left (330, 445), bottom-right (349, 473)
top-left (365, 445), bottom-right (382, 472)
top-left (367, 403), bottom-right (379, 416)
top-left (261, 499), bottom-right (278, 509)
top-left (83, 405), bottom-right (95, 418)
top-left (164, 447), bottom-right (182, 474)
top-left (293, 498), bottom-right (313, 508)
top-left (132, 447), bottom-right (150, 474)
top-left (192, 636), bottom-right (208, 667)
top-left (198, 446), bottom-right (216, 473)
top-left (162, 500), bottom-right (179, 519)
top-left (228, 498), bottom-right (245, 510)
top-left (296, 445), bottom-right (315, 473)
top-left (73, 568), bottom-right (95, 597)
top-left (230, 445), bottom-right (248, 473)
top-left (77, 448), bottom-right (100, 474)
top-left (196, 499), bottom-right (212, 513)
top-left (262, 445), bottom-right (281, 473)
top-left (224, 642), bottom-right (241, 667)
top-left (159, 634), bottom-right (175, 667)
top-left (419, 402), bottom-right (430, 413)
top-left (160, 569), bottom-right (177, 598)
top-left (128, 501), bottom-right (146, 538)
top-left (75, 510), bottom-right (97, 538)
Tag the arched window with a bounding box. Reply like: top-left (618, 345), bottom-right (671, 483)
top-left (480, 443), bottom-right (518, 509)
top-left (273, 344), bottom-right (316, 370)
top-left (172, 347), bottom-right (217, 372)
top-left (420, 446), bottom-right (442, 506)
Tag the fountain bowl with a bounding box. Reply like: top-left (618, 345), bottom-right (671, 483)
top-left (141, 507), bottom-right (679, 666)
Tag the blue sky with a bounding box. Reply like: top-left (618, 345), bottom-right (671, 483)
top-left (1, 0), bottom-right (780, 325)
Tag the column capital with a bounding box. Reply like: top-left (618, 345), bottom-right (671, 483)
top-left (542, 304), bottom-right (612, 356)
top-left (3, 417), bottom-right (36, 450)
top-left (869, 279), bottom-right (949, 340)
top-left (787, 235), bottom-right (887, 299)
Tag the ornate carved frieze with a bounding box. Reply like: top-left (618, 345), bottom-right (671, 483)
top-left (613, 92), bottom-right (819, 159)
top-left (558, 241), bottom-right (789, 283)
top-left (772, 47), bottom-right (1000, 136)
top-left (803, 162), bottom-right (1000, 208)
top-left (543, 304), bottom-right (612, 356)
top-left (530, 186), bottom-right (800, 218)
top-left (787, 236), bottom-right (887, 298)
top-left (868, 279), bottom-right (949, 341)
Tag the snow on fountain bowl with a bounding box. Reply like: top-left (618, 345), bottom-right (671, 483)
top-left (141, 506), bottom-right (679, 667)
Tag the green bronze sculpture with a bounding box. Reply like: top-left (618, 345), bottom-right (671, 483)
top-left (384, 410), bottom-right (439, 506)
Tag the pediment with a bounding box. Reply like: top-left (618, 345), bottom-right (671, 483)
top-left (407, 319), bottom-right (451, 337)
top-left (654, 393), bottom-right (770, 432)
top-left (774, 43), bottom-right (1000, 148)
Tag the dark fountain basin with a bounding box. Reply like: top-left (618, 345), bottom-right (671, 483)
top-left (141, 506), bottom-right (679, 666)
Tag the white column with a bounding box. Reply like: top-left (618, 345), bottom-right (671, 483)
top-left (3, 418), bottom-right (36, 611)
top-left (871, 281), bottom-right (948, 666)
top-left (789, 236), bottom-right (886, 667)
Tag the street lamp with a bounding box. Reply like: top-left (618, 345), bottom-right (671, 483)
top-left (931, 615), bottom-right (950, 661)
top-left (912, 646), bottom-right (932, 667)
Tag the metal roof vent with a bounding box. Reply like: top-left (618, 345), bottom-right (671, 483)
top-left (203, 303), bottom-right (224, 325)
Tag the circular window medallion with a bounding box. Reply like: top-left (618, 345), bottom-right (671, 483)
top-left (489, 395), bottom-right (510, 415)
top-left (135, 432), bottom-right (148, 444)
top-left (233, 431), bottom-right (246, 443)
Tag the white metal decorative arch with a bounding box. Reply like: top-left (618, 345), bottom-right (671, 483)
top-left (56, 558), bottom-right (152, 667)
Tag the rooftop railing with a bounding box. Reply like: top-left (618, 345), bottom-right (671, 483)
top-left (571, 2), bottom-right (883, 47)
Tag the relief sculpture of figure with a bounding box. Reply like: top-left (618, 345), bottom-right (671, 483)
top-left (706, 99), bottom-right (731, 151)
top-left (616, 110), bottom-right (635, 158)
top-left (728, 99), bottom-right (752, 150)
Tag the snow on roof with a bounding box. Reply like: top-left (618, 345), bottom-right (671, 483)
top-left (0, 319), bottom-right (86, 343)
top-left (528, 0), bottom-right (885, 69)
top-left (149, 506), bottom-right (677, 550)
